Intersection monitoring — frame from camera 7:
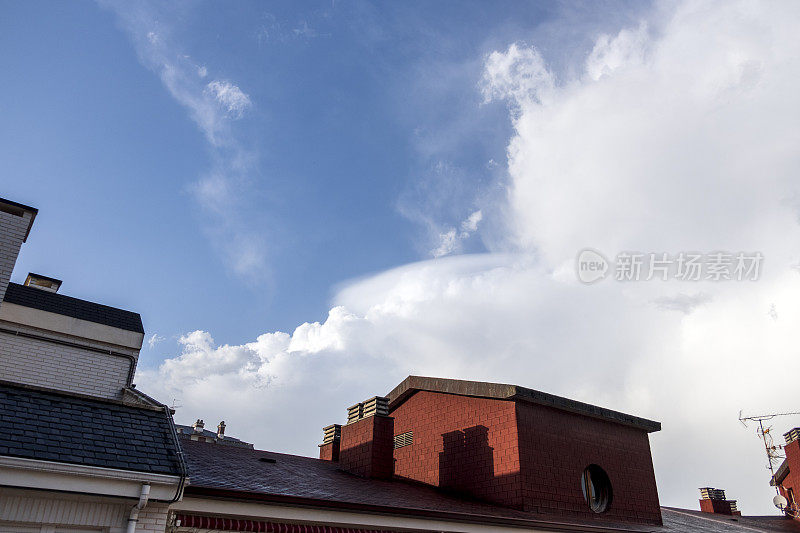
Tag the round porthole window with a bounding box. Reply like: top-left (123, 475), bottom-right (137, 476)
top-left (581, 465), bottom-right (612, 513)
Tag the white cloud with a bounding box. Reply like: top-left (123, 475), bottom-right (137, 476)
top-left (481, 43), bottom-right (554, 110)
top-left (136, 0), bottom-right (800, 516)
top-left (205, 80), bottom-right (252, 119)
top-left (461, 209), bottom-right (482, 234)
top-left (431, 209), bottom-right (483, 258)
top-left (651, 292), bottom-right (711, 314)
top-left (147, 333), bottom-right (166, 348)
top-left (585, 22), bottom-right (648, 81)
top-left (101, 1), bottom-right (268, 281)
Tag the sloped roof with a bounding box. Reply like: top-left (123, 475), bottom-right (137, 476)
top-left (660, 507), bottom-right (800, 532)
top-left (180, 439), bottom-right (650, 532)
top-left (175, 424), bottom-right (254, 448)
top-left (3, 282), bottom-right (144, 333)
top-left (0, 381), bottom-right (182, 475)
top-left (387, 376), bottom-right (661, 433)
top-left (180, 440), bottom-right (794, 532)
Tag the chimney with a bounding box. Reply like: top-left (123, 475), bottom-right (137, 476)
top-left (319, 424), bottom-right (341, 462)
top-left (192, 419), bottom-right (205, 433)
top-left (784, 428), bottom-right (800, 444)
top-left (217, 421), bottom-right (226, 439)
top-left (24, 273), bottom-right (62, 293)
top-left (699, 487), bottom-right (740, 515)
top-left (339, 396), bottom-right (393, 479)
top-left (0, 198), bottom-right (37, 304)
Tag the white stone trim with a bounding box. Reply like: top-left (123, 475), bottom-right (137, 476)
top-left (0, 303), bottom-right (143, 351)
top-left (0, 457), bottom-right (182, 501)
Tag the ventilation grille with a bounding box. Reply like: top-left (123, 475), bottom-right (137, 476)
top-left (784, 428), bottom-right (800, 444)
top-left (346, 396), bottom-right (389, 424)
top-left (346, 404), bottom-right (363, 424)
top-left (394, 431), bottom-right (413, 449)
top-left (699, 487), bottom-right (726, 500)
top-left (322, 424), bottom-right (341, 444)
top-left (729, 501), bottom-right (738, 512)
top-left (363, 396), bottom-right (389, 418)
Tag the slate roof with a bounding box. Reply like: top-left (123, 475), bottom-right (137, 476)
top-left (387, 376), bottom-right (661, 433)
top-left (660, 507), bottom-right (800, 532)
top-left (0, 381), bottom-right (182, 475)
top-left (175, 424), bottom-right (254, 448)
top-left (2, 282), bottom-right (144, 333)
top-left (181, 440), bottom-right (794, 532)
top-left (181, 439), bottom-right (658, 532)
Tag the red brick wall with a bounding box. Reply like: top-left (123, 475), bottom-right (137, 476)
top-left (319, 440), bottom-right (339, 462)
top-left (390, 390), bottom-right (524, 509)
top-left (515, 402), bottom-right (661, 525)
top-left (778, 439), bottom-right (800, 520)
top-left (339, 415), bottom-right (394, 479)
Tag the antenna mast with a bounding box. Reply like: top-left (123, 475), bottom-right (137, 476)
top-left (739, 410), bottom-right (800, 495)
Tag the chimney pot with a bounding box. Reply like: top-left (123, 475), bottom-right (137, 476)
top-left (24, 273), bottom-right (62, 293)
top-left (217, 421), bottom-right (226, 439)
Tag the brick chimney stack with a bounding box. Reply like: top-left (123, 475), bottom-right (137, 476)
top-left (217, 421), bottom-right (226, 439)
top-left (699, 487), bottom-right (740, 515)
top-left (192, 419), bottom-right (205, 434)
top-left (338, 396), bottom-right (393, 479)
top-left (319, 424), bottom-right (341, 462)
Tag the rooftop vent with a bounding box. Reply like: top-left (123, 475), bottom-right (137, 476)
top-left (699, 487), bottom-right (726, 500)
top-left (323, 424), bottom-right (341, 444)
top-left (784, 428), bottom-right (800, 444)
top-left (347, 397), bottom-right (389, 424)
top-left (347, 403), bottom-right (364, 424)
top-left (24, 273), bottom-right (62, 293)
top-left (363, 396), bottom-right (390, 418)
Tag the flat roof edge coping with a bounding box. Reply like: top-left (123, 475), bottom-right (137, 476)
top-left (0, 197), bottom-right (38, 242)
top-left (387, 375), bottom-right (661, 433)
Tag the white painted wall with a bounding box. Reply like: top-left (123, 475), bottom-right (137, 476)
top-left (0, 208), bottom-right (32, 304)
top-left (0, 326), bottom-right (133, 399)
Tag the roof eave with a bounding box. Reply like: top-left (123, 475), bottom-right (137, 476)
top-left (182, 485), bottom-right (652, 533)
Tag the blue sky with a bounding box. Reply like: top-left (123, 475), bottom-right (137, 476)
top-left (1, 0), bottom-right (647, 361)
top-left (5, 1), bottom-right (537, 349)
top-left (4, 0), bottom-right (800, 514)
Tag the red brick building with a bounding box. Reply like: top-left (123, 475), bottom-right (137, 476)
top-left (320, 376), bottom-right (662, 527)
top-left (772, 428), bottom-right (800, 520)
top-left (173, 375), bottom-right (800, 532)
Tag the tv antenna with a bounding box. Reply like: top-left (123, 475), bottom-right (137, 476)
top-left (739, 410), bottom-right (800, 496)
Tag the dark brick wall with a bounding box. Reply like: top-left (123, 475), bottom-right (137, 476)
top-left (778, 439), bottom-right (800, 520)
top-left (390, 390), bottom-right (524, 509)
top-left (515, 402), bottom-right (662, 525)
top-left (339, 415), bottom-right (394, 479)
top-left (699, 499), bottom-right (739, 515)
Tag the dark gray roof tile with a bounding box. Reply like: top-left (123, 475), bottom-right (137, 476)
top-left (3, 283), bottom-right (144, 333)
top-left (0, 382), bottom-right (181, 475)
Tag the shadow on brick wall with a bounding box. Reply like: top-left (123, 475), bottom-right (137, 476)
top-left (439, 425), bottom-right (495, 497)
